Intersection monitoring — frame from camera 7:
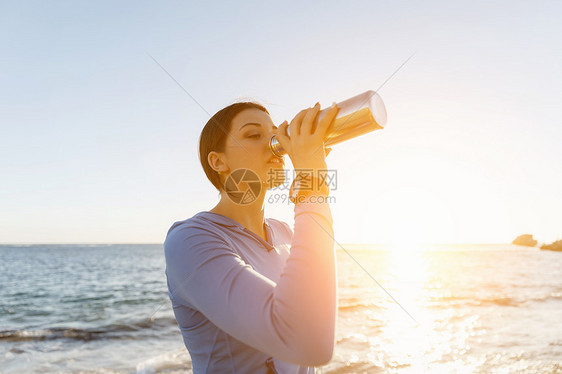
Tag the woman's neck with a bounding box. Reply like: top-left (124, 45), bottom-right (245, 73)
top-left (209, 193), bottom-right (267, 240)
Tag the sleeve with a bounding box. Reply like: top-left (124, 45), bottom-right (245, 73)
top-left (164, 200), bottom-right (336, 366)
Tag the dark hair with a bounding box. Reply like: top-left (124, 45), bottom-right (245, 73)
top-left (198, 101), bottom-right (270, 192)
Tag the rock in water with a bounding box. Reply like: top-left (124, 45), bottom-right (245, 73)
top-left (512, 234), bottom-right (538, 247)
top-left (540, 240), bottom-right (562, 252)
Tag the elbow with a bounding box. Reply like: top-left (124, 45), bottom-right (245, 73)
top-left (313, 340), bottom-right (335, 366)
top-left (298, 336), bottom-right (334, 366)
top-left (295, 307), bottom-right (337, 365)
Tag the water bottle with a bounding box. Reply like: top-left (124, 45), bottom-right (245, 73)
top-left (269, 90), bottom-right (387, 157)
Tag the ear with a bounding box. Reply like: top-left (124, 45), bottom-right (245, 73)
top-left (208, 151), bottom-right (228, 173)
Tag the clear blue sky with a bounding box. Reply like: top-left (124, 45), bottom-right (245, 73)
top-left (1, 1), bottom-right (561, 244)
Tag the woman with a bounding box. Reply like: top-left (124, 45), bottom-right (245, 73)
top-left (164, 100), bottom-right (340, 373)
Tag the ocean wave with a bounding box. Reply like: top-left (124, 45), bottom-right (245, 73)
top-left (135, 349), bottom-right (192, 374)
top-left (426, 295), bottom-right (522, 307)
top-left (337, 295), bottom-right (388, 312)
top-left (338, 303), bottom-right (384, 312)
top-left (0, 316), bottom-right (177, 342)
top-left (531, 292), bottom-right (562, 303)
top-left (337, 294), bottom-right (556, 310)
top-left (427, 292), bottom-right (562, 308)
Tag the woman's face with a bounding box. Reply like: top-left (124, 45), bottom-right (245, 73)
top-left (217, 108), bottom-right (286, 190)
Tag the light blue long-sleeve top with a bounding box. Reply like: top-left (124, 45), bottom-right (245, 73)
top-left (163, 200), bottom-right (337, 373)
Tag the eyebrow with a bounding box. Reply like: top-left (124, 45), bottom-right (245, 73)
top-left (239, 122), bottom-right (278, 132)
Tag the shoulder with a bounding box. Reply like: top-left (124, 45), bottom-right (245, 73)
top-left (164, 214), bottom-right (230, 256)
top-left (163, 215), bottom-right (245, 279)
top-left (166, 214), bottom-right (216, 235)
top-left (166, 214), bottom-right (219, 238)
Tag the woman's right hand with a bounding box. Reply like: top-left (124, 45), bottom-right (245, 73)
top-left (276, 102), bottom-right (339, 171)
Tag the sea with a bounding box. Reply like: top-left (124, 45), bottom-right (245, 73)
top-left (1, 243), bottom-right (561, 373)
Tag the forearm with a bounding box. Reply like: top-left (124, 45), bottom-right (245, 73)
top-left (273, 199), bottom-right (336, 365)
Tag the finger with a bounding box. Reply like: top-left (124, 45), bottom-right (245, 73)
top-left (301, 102), bottom-right (321, 135)
top-left (289, 108), bottom-right (309, 137)
top-left (315, 102), bottom-right (339, 138)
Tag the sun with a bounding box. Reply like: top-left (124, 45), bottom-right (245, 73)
top-left (390, 235), bottom-right (425, 253)
top-left (388, 217), bottom-right (429, 253)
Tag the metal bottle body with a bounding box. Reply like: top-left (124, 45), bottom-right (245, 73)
top-left (269, 90), bottom-right (387, 157)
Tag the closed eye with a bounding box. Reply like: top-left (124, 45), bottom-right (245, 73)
top-left (247, 134), bottom-right (261, 139)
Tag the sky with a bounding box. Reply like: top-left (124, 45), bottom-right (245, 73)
top-left (1, 1), bottom-right (561, 245)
